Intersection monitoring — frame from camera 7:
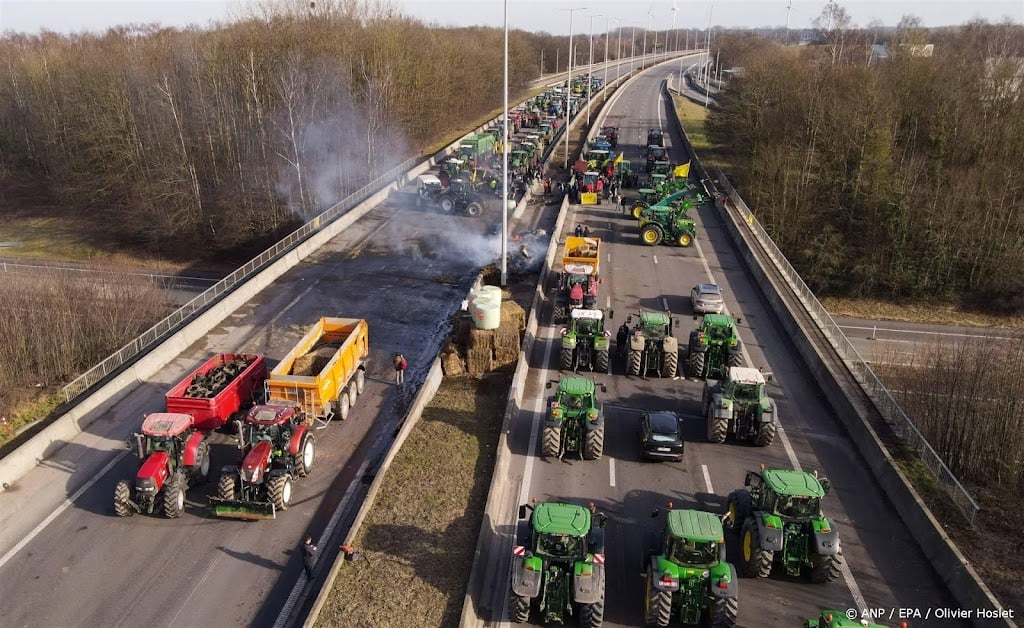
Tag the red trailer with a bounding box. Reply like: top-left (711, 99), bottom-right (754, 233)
top-left (164, 353), bottom-right (268, 432)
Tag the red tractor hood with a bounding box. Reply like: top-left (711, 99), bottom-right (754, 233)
top-left (137, 451), bottom-right (170, 485)
top-left (241, 440), bottom-right (273, 476)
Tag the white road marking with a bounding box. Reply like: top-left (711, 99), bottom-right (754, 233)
top-left (701, 464), bottom-right (714, 494)
top-left (609, 458), bottom-right (617, 487)
top-left (653, 255), bottom-right (659, 265)
top-left (606, 296), bottom-right (611, 309)
top-left (607, 252), bottom-right (611, 262)
top-left (0, 450), bottom-right (128, 569)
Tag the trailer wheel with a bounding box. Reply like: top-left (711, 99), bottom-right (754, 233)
top-left (294, 434), bottom-right (315, 477)
top-left (355, 369), bottom-right (365, 394)
top-left (216, 471), bottom-right (237, 501)
top-left (269, 473), bottom-right (292, 511)
top-left (192, 441), bottom-right (211, 484)
top-left (348, 381), bottom-right (359, 407)
top-left (162, 472), bottom-right (186, 519)
top-left (113, 480), bottom-right (134, 517)
top-left (337, 390), bottom-right (350, 421)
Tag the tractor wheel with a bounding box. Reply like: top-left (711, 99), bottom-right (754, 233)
top-left (640, 225), bottom-right (664, 246)
top-left (727, 352), bottom-right (742, 367)
top-left (579, 596), bottom-right (605, 628)
top-left (644, 574), bottom-right (672, 627)
top-left (355, 368), bottom-right (365, 394)
top-left (584, 425), bottom-right (605, 460)
top-left (113, 480), bottom-right (133, 517)
top-left (191, 441), bottom-right (211, 484)
top-left (711, 596), bottom-right (738, 628)
top-left (294, 434), bottom-right (316, 477)
top-left (595, 349), bottom-right (610, 374)
top-left (509, 593), bottom-right (531, 623)
top-left (628, 349), bottom-right (643, 376)
top-left (677, 232), bottom-right (693, 247)
top-left (162, 472), bottom-right (186, 519)
top-left (465, 201), bottom-right (483, 217)
top-left (741, 521), bottom-right (773, 578)
top-left (560, 346), bottom-right (574, 371)
top-left (542, 424), bottom-right (561, 458)
top-left (754, 421), bottom-right (776, 447)
top-left (268, 473), bottom-right (293, 511)
top-left (438, 194), bottom-right (455, 212)
top-left (725, 491), bottom-right (752, 532)
top-left (708, 407), bottom-right (728, 444)
top-left (337, 389), bottom-right (350, 421)
top-left (216, 471), bottom-right (237, 501)
top-left (689, 351), bottom-right (706, 378)
top-left (632, 205), bottom-right (644, 219)
top-left (662, 350), bottom-right (678, 378)
top-left (810, 551), bottom-right (844, 583)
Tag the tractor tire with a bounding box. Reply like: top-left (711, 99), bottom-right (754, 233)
top-left (596, 349), bottom-right (610, 374)
top-left (640, 225), bottom-right (664, 246)
top-left (677, 232), bottom-right (694, 247)
top-left (579, 597), bottom-right (605, 628)
top-left (509, 593), bottom-right (531, 623)
top-left (708, 407), bottom-right (728, 444)
top-left (464, 201), bottom-right (483, 217)
top-left (542, 424), bottom-right (561, 458)
top-left (268, 473), bottom-right (293, 511)
top-left (689, 351), bottom-right (706, 378)
top-left (644, 575), bottom-right (672, 627)
top-left (191, 441), bottom-right (211, 484)
top-left (727, 352), bottom-right (742, 367)
top-left (294, 434), bottom-right (316, 477)
top-left (113, 480), bottom-right (134, 517)
top-left (662, 350), bottom-right (678, 378)
top-left (754, 421), bottom-right (776, 447)
top-left (355, 368), bottom-right (365, 394)
top-left (628, 349), bottom-right (643, 376)
top-left (337, 389), bottom-right (350, 421)
top-left (810, 551), bottom-right (844, 583)
top-left (438, 194), bottom-right (455, 213)
top-left (711, 596), bottom-right (738, 628)
top-left (162, 472), bottom-right (186, 519)
top-left (584, 425), bottom-right (605, 460)
top-left (560, 346), bottom-right (574, 371)
top-left (725, 491), bottom-right (752, 532)
top-left (741, 520), bottom-right (773, 578)
top-left (216, 471), bottom-right (237, 501)
top-left (632, 205), bottom-right (644, 219)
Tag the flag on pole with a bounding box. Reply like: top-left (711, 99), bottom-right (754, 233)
top-left (613, 152), bottom-right (623, 165)
top-left (673, 162), bottom-right (691, 178)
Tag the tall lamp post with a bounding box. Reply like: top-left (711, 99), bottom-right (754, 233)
top-left (563, 7), bottom-right (586, 169)
top-left (501, 0), bottom-right (509, 286)
top-left (587, 13), bottom-right (601, 126)
top-left (604, 17), bottom-right (618, 93)
top-left (704, 4), bottom-right (714, 108)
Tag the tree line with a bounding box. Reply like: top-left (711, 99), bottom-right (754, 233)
top-left (708, 18), bottom-right (1024, 313)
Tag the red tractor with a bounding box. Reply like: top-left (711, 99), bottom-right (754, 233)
top-left (113, 412), bottom-right (211, 518)
top-left (209, 404), bottom-right (315, 520)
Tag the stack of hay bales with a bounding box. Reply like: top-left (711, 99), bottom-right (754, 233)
top-left (291, 343), bottom-right (340, 376)
top-left (440, 340), bottom-right (465, 376)
top-left (466, 328), bottom-right (495, 374)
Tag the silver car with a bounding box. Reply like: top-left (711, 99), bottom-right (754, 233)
top-left (691, 283), bottom-right (724, 314)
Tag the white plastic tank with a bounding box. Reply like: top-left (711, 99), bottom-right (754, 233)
top-left (470, 293), bottom-right (501, 330)
top-left (478, 285), bottom-right (502, 304)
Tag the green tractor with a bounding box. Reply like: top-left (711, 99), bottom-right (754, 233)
top-left (805, 610), bottom-right (892, 628)
top-left (543, 376), bottom-right (607, 460)
top-left (638, 190), bottom-right (698, 247)
top-left (725, 468), bottom-right (844, 583)
top-left (560, 308), bottom-right (612, 374)
top-left (651, 159), bottom-right (672, 176)
top-left (625, 310), bottom-right (679, 378)
top-left (510, 501), bottom-right (607, 626)
top-left (687, 313), bottom-right (743, 379)
top-left (701, 366), bottom-right (777, 447)
top-left (631, 188), bottom-right (661, 219)
top-left (643, 509), bottom-right (738, 627)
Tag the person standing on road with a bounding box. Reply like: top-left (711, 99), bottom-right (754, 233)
top-left (302, 536), bottom-right (318, 579)
top-left (393, 352), bottom-right (408, 385)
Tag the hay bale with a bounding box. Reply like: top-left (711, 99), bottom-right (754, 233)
top-left (468, 327), bottom-right (495, 350)
top-left (500, 300), bottom-right (526, 331)
top-left (466, 347), bottom-right (493, 374)
top-left (493, 345), bottom-right (520, 368)
top-left (291, 344), bottom-right (338, 376)
top-left (441, 350), bottom-right (465, 376)
top-left (493, 328), bottom-right (520, 350)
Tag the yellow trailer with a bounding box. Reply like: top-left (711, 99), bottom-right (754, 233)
top-left (266, 317), bottom-right (369, 426)
top-left (562, 235), bottom-right (601, 276)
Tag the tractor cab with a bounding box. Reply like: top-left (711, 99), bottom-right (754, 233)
top-left (651, 159), bottom-right (672, 176)
top-left (563, 263), bottom-right (598, 309)
top-left (440, 157), bottom-right (466, 180)
top-left (568, 308), bottom-right (605, 337)
top-left (650, 173), bottom-right (668, 192)
top-left (746, 468), bottom-right (830, 520)
top-left (586, 149), bottom-right (610, 171)
top-left (632, 310), bottom-right (674, 341)
top-left (581, 171), bottom-right (601, 193)
top-left (139, 413), bottom-right (194, 457)
top-left (553, 376), bottom-right (597, 414)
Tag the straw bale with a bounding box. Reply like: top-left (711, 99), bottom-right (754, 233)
top-left (467, 327), bottom-right (495, 350)
top-left (466, 347), bottom-right (493, 374)
top-left (441, 350), bottom-right (465, 376)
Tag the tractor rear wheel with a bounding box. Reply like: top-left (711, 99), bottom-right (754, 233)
top-left (711, 596), bottom-right (738, 628)
top-left (542, 425), bottom-right (561, 458)
top-left (644, 575), bottom-right (672, 627)
top-left (509, 593), bottom-right (531, 623)
top-left (595, 349), bottom-right (610, 374)
top-left (662, 350), bottom-right (678, 378)
top-left (439, 194), bottom-right (455, 212)
top-left (560, 346), bottom-right (574, 371)
top-left (337, 389), bottom-right (350, 421)
top-left (162, 472), bottom-right (186, 519)
top-left (269, 473), bottom-right (293, 511)
top-left (689, 351), bottom-right (706, 378)
top-left (677, 232), bottom-right (693, 247)
top-left (754, 421), bottom-right (776, 447)
top-left (584, 425), bottom-right (604, 460)
top-left (465, 201), bottom-right (483, 217)
top-left (810, 551), bottom-right (844, 583)
top-left (113, 480), bottom-right (133, 517)
top-left (708, 407), bottom-right (728, 444)
top-left (725, 491), bottom-right (752, 532)
top-left (628, 349), bottom-right (643, 376)
top-left (727, 352), bottom-right (742, 367)
top-left (191, 441), bottom-right (211, 484)
top-left (640, 225), bottom-right (664, 246)
top-left (579, 596), bottom-right (605, 628)
top-left (294, 434), bottom-right (316, 477)
top-left (741, 521), bottom-right (773, 578)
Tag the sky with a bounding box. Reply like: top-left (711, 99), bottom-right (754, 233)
top-left (0, 0), bottom-right (1021, 36)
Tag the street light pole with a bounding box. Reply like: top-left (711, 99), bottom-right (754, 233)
top-left (603, 17), bottom-right (613, 95)
top-left (564, 7), bottom-right (586, 169)
top-left (704, 4), bottom-right (713, 108)
top-left (630, 26), bottom-right (636, 73)
top-left (587, 13), bottom-right (600, 126)
top-left (501, 0), bottom-right (508, 286)
top-left (641, 19), bottom-right (647, 69)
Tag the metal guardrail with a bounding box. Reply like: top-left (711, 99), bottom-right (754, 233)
top-left (715, 172), bottom-right (980, 524)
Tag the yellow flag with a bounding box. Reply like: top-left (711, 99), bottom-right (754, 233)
top-left (613, 152), bottom-right (623, 165)
top-left (673, 162), bottom-right (691, 178)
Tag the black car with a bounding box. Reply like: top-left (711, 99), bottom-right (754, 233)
top-left (639, 411), bottom-right (685, 461)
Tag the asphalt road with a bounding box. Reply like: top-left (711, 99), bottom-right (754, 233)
top-left (478, 64), bottom-right (968, 627)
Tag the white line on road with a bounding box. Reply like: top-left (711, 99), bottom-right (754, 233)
top-left (653, 255), bottom-right (659, 265)
top-left (607, 252), bottom-right (611, 263)
top-left (701, 464), bottom-right (714, 494)
top-left (609, 458), bottom-right (617, 487)
top-left (0, 450), bottom-right (128, 569)
top-left (606, 295), bottom-right (611, 309)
